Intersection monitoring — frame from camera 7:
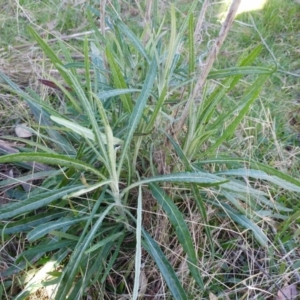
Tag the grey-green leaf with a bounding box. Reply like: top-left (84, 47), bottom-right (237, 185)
top-left (149, 183), bottom-right (204, 289)
top-left (142, 229), bottom-right (188, 300)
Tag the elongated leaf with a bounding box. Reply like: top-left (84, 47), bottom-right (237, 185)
top-left (197, 157), bottom-right (300, 190)
top-left (84, 232), bottom-right (124, 254)
top-left (207, 66), bottom-right (274, 79)
top-left (142, 229), bottom-right (188, 300)
top-left (0, 211), bottom-right (65, 235)
top-left (27, 217), bottom-right (90, 242)
top-left (208, 74), bottom-right (269, 153)
top-left (116, 20), bottom-right (150, 64)
top-left (0, 152), bottom-right (104, 178)
top-left (56, 203), bottom-right (115, 300)
top-left (118, 57), bottom-right (157, 175)
top-left (164, 130), bottom-right (214, 253)
top-left (21, 240), bottom-right (74, 258)
top-left (218, 168), bottom-right (300, 192)
top-left (50, 116), bottom-right (123, 146)
top-left (149, 183), bottom-right (204, 289)
top-left (98, 88), bottom-right (141, 101)
top-left (27, 26), bottom-right (73, 89)
top-left (55, 65), bottom-right (110, 168)
top-left (133, 185), bottom-right (143, 300)
top-left (63, 180), bottom-right (111, 199)
top-left (0, 170), bottom-right (56, 187)
top-left (122, 171), bottom-right (228, 195)
top-left (188, 13), bottom-right (195, 77)
top-left (217, 203), bottom-right (269, 247)
top-left (0, 185), bottom-right (83, 219)
top-left (106, 48), bottom-right (133, 112)
top-left (219, 179), bottom-right (266, 196)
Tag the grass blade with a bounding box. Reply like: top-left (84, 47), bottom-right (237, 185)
top-left (149, 183), bottom-right (204, 289)
top-left (0, 152), bottom-right (104, 178)
top-left (118, 57), bottom-right (157, 175)
top-left (207, 66), bottom-right (274, 79)
top-left (0, 185), bottom-right (83, 219)
top-left (122, 172), bottom-right (228, 195)
top-left (27, 217), bottom-right (89, 242)
top-left (132, 185), bottom-right (143, 300)
top-left (105, 47), bottom-right (133, 112)
top-left (218, 168), bottom-right (300, 192)
top-left (56, 203), bottom-right (115, 300)
top-left (208, 74), bottom-right (269, 153)
top-left (142, 229), bottom-right (188, 300)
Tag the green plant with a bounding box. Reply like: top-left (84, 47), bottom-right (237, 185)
top-left (1, 1), bottom-right (299, 299)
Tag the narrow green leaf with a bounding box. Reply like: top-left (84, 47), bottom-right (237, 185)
top-left (0, 152), bottom-right (104, 178)
top-left (122, 171), bottom-right (228, 195)
top-left (98, 88), bottom-right (141, 101)
top-left (106, 48), bottom-right (133, 112)
top-left (149, 183), bottom-right (204, 289)
top-left (27, 217), bottom-right (89, 242)
top-left (0, 72), bottom-right (75, 154)
top-left (217, 203), bottom-right (269, 247)
top-left (56, 203), bottom-right (115, 300)
top-left (0, 185), bottom-right (83, 219)
top-left (27, 26), bottom-right (63, 66)
top-left (218, 168), bottom-right (300, 192)
top-left (27, 26), bottom-right (72, 88)
top-left (21, 241), bottom-right (74, 258)
top-left (188, 14), bottom-right (195, 76)
top-left (84, 36), bottom-right (92, 101)
top-left (84, 232), bottom-right (124, 254)
top-left (118, 57), bottom-right (157, 175)
top-left (142, 229), bottom-right (188, 300)
top-left (208, 74), bottom-right (269, 153)
top-left (133, 185), bottom-right (143, 300)
top-left (116, 20), bottom-right (150, 64)
top-left (0, 211), bottom-right (65, 235)
top-left (207, 66), bottom-right (274, 79)
top-left (197, 157), bottom-right (300, 190)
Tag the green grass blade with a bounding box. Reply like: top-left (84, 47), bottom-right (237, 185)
top-left (217, 203), bottom-right (269, 247)
top-left (132, 185), bottom-right (143, 300)
top-left (145, 85), bottom-right (167, 132)
top-left (149, 183), bottom-right (204, 289)
top-left (56, 203), bottom-right (115, 300)
top-left (0, 152), bottom-right (104, 178)
top-left (20, 240), bottom-right (74, 258)
top-left (197, 157), bottom-right (300, 189)
top-left (142, 229), bottom-right (188, 300)
top-left (98, 88), bottom-right (141, 101)
top-left (208, 74), bottom-right (269, 153)
top-left (55, 65), bottom-right (110, 164)
top-left (188, 14), bottom-right (195, 77)
top-left (27, 217), bottom-right (89, 242)
top-left (207, 66), bottom-right (274, 79)
top-left (84, 232), bottom-right (124, 254)
top-left (218, 168), bottom-right (300, 192)
top-left (0, 185), bottom-right (83, 219)
top-left (27, 26), bottom-right (72, 88)
top-left (123, 172), bottom-right (228, 195)
top-left (0, 211), bottom-right (65, 235)
top-left (27, 26), bottom-right (63, 66)
top-left (115, 20), bottom-right (150, 64)
top-left (105, 47), bottom-right (133, 112)
top-left (118, 57), bottom-right (157, 175)
top-left (84, 36), bottom-right (92, 101)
